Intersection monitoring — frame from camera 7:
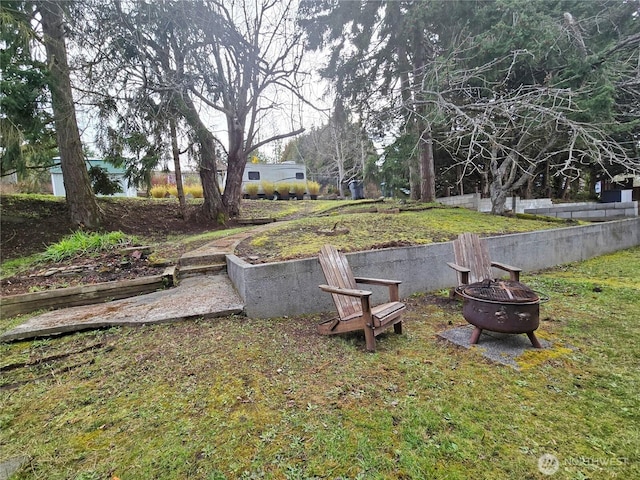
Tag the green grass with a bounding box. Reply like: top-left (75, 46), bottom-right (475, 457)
top-left (238, 198), bottom-right (346, 220)
top-left (173, 227), bottom-right (253, 247)
top-left (0, 254), bottom-right (41, 279)
top-left (0, 231), bottom-right (139, 280)
top-left (39, 231), bottom-right (137, 263)
top-left (1, 247), bottom-right (638, 479)
top-left (242, 205), bottom-right (567, 261)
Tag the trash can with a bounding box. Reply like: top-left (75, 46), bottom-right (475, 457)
top-left (349, 180), bottom-right (364, 200)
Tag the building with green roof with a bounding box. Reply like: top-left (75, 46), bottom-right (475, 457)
top-left (50, 158), bottom-right (137, 197)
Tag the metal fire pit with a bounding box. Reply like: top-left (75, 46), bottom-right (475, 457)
top-left (455, 279), bottom-right (545, 348)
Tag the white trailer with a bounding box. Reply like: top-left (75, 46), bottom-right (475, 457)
top-left (242, 161), bottom-right (307, 198)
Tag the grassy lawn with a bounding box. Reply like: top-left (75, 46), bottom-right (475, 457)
top-left (1, 247), bottom-right (638, 479)
top-left (2, 196), bottom-right (573, 273)
top-left (236, 200), bottom-right (570, 262)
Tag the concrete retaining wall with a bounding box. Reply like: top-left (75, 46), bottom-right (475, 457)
top-left (525, 201), bottom-right (638, 220)
top-left (227, 218), bottom-right (640, 318)
top-left (437, 193), bottom-right (479, 209)
top-left (438, 193), bottom-right (553, 213)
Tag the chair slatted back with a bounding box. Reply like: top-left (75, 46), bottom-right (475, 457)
top-left (318, 245), bottom-right (362, 319)
top-left (453, 233), bottom-right (493, 284)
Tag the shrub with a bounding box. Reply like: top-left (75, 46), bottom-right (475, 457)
top-left (275, 182), bottom-right (290, 197)
top-left (291, 182), bottom-right (306, 196)
top-left (149, 186), bottom-right (168, 198)
top-left (307, 181), bottom-right (321, 195)
top-left (260, 180), bottom-right (275, 196)
top-left (184, 185), bottom-right (203, 198)
top-left (244, 183), bottom-right (260, 196)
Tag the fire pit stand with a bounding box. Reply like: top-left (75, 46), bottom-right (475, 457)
top-left (455, 279), bottom-right (545, 348)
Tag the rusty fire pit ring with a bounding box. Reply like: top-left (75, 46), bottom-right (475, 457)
top-left (455, 280), bottom-right (547, 348)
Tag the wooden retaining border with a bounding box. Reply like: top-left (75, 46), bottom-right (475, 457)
top-left (1, 269), bottom-right (175, 318)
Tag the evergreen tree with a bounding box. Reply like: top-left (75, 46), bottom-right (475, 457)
top-left (0, 0), bottom-right (56, 177)
top-left (1, 1), bottom-right (101, 226)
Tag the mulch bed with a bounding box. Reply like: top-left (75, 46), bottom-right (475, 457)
top-left (1, 250), bottom-right (165, 297)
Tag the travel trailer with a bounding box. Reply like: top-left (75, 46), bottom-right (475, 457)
top-left (242, 161), bottom-right (307, 199)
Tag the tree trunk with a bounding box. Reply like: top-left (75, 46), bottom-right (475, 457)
top-left (489, 145), bottom-right (508, 215)
top-left (480, 164), bottom-right (490, 198)
top-left (224, 150), bottom-right (246, 217)
top-left (175, 94), bottom-right (225, 222)
top-left (223, 124), bottom-right (247, 218)
top-left (544, 161), bottom-right (552, 198)
top-left (409, 163), bottom-right (420, 200)
top-left (560, 177), bottom-right (571, 200)
top-left (456, 164), bottom-right (464, 196)
top-left (524, 175), bottom-right (534, 199)
top-left (419, 123), bottom-right (436, 202)
top-left (170, 119), bottom-right (187, 219)
top-left (198, 134), bottom-right (221, 221)
top-left (331, 126), bottom-right (346, 198)
top-left (39, 1), bottom-right (100, 228)
top-left (490, 181), bottom-right (508, 215)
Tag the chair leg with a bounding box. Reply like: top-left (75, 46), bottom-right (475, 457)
top-left (364, 323), bottom-right (376, 352)
top-left (393, 321), bottom-right (403, 335)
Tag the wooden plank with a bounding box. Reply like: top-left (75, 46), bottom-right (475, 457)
top-left (371, 302), bottom-right (405, 319)
top-left (319, 245), bottom-right (361, 319)
top-left (1, 275), bottom-right (168, 318)
top-left (453, 233), bottom-right (492, 284)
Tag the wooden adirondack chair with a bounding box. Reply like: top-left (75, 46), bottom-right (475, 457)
top-left (447, 233), bottom-right (521, 289)
top-left (317, 244), bottom-right (405, 352)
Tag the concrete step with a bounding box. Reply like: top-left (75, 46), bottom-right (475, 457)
top-left (177, 263), bottom-right (227, 279)
top-left (179, 251), bottom-right (227, 267)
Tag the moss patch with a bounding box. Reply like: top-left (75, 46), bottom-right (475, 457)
top-left (237, 205), bottom-right (563, 263)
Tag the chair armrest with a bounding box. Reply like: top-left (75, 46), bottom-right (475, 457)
top-left (447, 262), bottom-right (470, 274)
top-left (354, 277), bottom-right (402, 286)
top-left (318, 284), bottom-right (372, 298)
top-left (447, 262), bottom-right (470, 285)
top-left (491, 261), bottom-right (521, 273)
top-left (354, 277), bottom-right (401, 302)
top-left (491, 261), bottom-right (521, 281)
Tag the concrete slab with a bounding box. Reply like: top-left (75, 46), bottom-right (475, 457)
top-left (0, 456), bottom-right (29, 480)
top-left (437, 325), bottom-right (552, 369)
top-left (0, 275), bottom-right (244, 342)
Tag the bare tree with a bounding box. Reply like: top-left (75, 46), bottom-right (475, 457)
top-left (285, 116), bottom-right (368, 197)
top-left (411, 50), bottom-right (639, 213)
top-left (82, 0), bottom-right (307, 221)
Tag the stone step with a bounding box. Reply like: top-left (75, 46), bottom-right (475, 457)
top-left (177, 263), bottom-right (227, 279)
top-left (179, 251), bottom-right (227, 267)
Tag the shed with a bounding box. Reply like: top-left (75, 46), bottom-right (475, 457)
top-left (601, 174), bottom-right (640, 203)
top-left (50, 158), bottom-right (137, 197)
